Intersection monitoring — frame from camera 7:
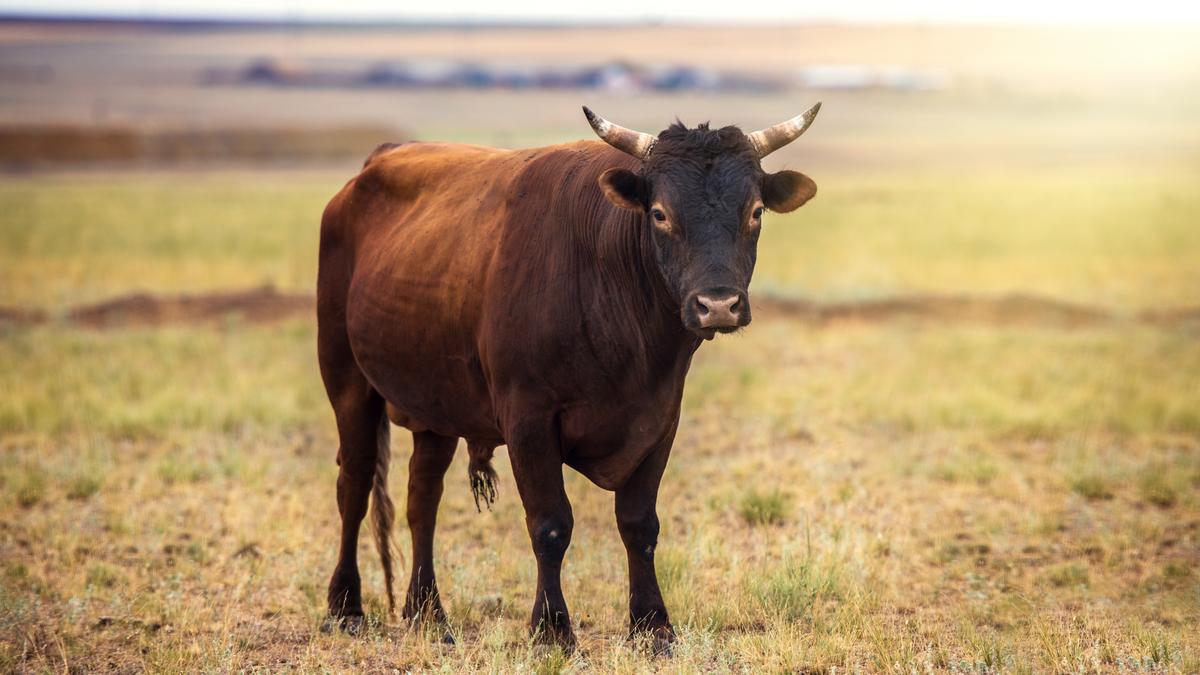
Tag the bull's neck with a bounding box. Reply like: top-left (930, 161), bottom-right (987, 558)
top-left (570, 203), bottom-right (701, 373)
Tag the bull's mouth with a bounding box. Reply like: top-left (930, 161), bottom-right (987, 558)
top-left (690, 325), bottom-right (741, 341)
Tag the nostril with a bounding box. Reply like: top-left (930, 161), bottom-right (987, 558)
top-left (694, 297), bottom-right (710, 315)
top-left (729, 299), bottom-right (741, 315)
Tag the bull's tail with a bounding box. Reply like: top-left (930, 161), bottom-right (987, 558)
top-left (368, 418), bottom-right (398, 615)
top-left (468, 441), bottom-right (498, 512)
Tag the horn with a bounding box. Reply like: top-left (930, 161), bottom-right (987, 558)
top-left (582, 106), bottom-right (657, 159)
top-left (746, 102), bottom-right (822, 158)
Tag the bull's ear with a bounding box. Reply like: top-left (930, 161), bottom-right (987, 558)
top-left (762, 170), bottom-right (817, 213)
top-left (598, 168), bottom-right (646, 211)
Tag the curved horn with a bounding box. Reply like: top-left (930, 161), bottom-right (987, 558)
top-left (746, 102), bottom-right (822, 158)
top-left (582, 106), bottom-right (657, 159)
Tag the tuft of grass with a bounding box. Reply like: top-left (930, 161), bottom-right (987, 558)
top-left (1044, 563), bottom-right (1089, 588)
top-left (158, 457), bottom-right (213, 486)
top-left (1133, 624), bottom-right (1180, 667)
top-left (86, 563), bottom-right (120, 589)
top-left (964, 629), bottom-right (1012, 672)
top-left (12, 467), bottom-right (47, 508)
top-left (1069, 471), bottom-right (1115, 500)
top-left (737, 488), bottom-right (790, 526)
top-left (748, 555), bottom-right (842, 622)
top-left (934, 542), bottom-right (962, 565)
top-left (67, 474), bottom-right (102, 500)
top-left (1137, 465), bottom-right (1178, 508)
top-left (1162, 562), bottom-right (1192, 581)
top-left (532, 646), bottom-right (571, 675)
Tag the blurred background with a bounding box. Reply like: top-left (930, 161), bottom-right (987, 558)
top-left (2, 2), bottom-right (1199, 308)
top-left (1, 2), bottom-right (1198, 672)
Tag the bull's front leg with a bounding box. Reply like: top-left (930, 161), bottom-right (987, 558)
top-left (615, 444), bottom-right (675, 653)
top-left (506, 417), bottom-right (576, 647)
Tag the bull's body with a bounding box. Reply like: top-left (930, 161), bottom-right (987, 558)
top-left (316, 106), bottom-right (819, 648)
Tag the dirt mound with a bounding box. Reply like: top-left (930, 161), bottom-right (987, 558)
top-left (755, 293), bottom-right (1116, 328)
top-left (59, 286), bottom-right (312, 328)
top-left (0, 305), bottom-right (46, 324)
top-left (2, 287), bottom-right (1197, 331)
top-left (1139, 305), bottom-right (1200, 325)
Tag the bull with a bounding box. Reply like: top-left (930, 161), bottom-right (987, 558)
top-left (317, 104), bottom-right (821, 649)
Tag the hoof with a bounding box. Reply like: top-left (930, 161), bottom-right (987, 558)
top-left (321, 614), bottom-right (365, 635)
top-left (405, 607), bottom-right (455, 645)
top-left (651, 632), bottom-right (674, 658)
top-left (532, 624), bottom-right (576, 651)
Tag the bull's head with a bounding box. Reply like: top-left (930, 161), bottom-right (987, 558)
top-left (584, 105), bottom-right (820, 340)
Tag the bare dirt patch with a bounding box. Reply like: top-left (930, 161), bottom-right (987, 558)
top-left (49, 286), bottom-right (310, 328)
top-left (756, 292), bottom-right (1120, 328)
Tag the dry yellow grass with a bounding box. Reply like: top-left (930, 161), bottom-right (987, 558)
top-left (1, 316), bottom-right (1197, 672)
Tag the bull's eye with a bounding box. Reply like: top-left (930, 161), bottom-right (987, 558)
top-left (651, 209), bottom-right (667, 223)
top-left (752, 207), bottom-right (764, 220)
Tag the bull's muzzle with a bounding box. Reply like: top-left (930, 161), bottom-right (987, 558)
top-left (687, 288), bottom-right (751, 337)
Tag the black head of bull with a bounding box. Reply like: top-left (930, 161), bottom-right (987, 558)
top-left (584, 104), bottom-right (820, 339)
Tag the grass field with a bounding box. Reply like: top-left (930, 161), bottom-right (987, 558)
top-left (2, 19), bottom-right (1200, 672)
top-left (3, 166), bottom-right (1199, 311)
top-left (1, 161), bottom-right (1198, 672)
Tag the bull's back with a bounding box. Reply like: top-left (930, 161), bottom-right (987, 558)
top-left (320, 141), bottom-right (526, 439)
top-left (345, 142), bottom-right (518, 329)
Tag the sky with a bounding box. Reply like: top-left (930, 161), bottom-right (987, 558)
top-left (3, 0), bottom-right (1200, 26)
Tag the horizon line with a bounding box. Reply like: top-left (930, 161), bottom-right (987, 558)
top-left (3, 11), bottom-right (1200, 30)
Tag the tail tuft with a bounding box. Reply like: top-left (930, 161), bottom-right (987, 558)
top-left (467, 442), bottom-right (498, 513)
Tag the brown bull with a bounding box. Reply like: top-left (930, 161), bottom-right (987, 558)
top-left (317, 104), bottom-right (821, 648)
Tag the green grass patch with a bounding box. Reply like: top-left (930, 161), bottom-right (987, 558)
top-left (1044, 563), bottom-right (1090, 588)
top-left (85, 563), bottom-right (121, 589)
top-left (1069, 471), bottom-right (1115, 501)
top-left (13, 468), bottom-right (47, 508)
top-left (737, 488), bottom-right (790, 526)
top-left (747, 555), bottom-right (843, 622)
top-left (1137, 464), bottom-right (1180, 508)
top-left (65, 474), bottom-right (102, 501)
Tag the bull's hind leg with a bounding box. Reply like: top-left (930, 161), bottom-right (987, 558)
top-left (321, 367), bottom-right (388, 633)
top-left (318, 266), bottom-right (396, 633)
top-left (404, 431), bottom-right (456, 622)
